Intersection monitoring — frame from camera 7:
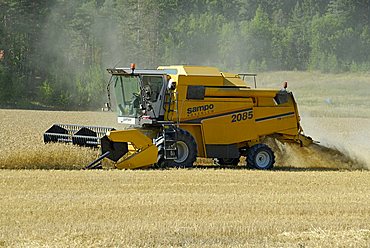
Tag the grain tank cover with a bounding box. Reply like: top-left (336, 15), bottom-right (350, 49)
top-left (180, 66), bottom-right (222, 76)
top-left (158, 65), bottom-right (222, 76)
top-left (158, 65), bottom-right (249, 87)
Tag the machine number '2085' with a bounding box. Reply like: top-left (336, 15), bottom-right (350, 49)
top-left (231, 110), bottom-right (253, 123)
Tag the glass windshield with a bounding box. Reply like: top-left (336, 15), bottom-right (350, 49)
top-left (113, 75), bottom-right (141, 117)
top-left (141, 75), bottom-right (164, 102)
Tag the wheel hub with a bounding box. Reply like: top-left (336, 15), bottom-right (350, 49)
top-left (175, 141), bottom-right (189, 163)
top-left (256, 151), bottom-right (271, 168)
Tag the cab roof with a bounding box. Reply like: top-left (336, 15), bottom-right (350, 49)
top-left (107, 68), bottom-right (167, 76)
top-left (108, 65), bottom-right (227, 77)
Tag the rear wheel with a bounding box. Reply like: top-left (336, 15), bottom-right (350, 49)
top-left (167, 129), bottom-right (197, 168)
top-left (247, 144), bottom-right (275, 170)
top-left (214, 158), bottom-right (240, 166)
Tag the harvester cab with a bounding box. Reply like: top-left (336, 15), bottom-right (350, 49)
top-left (44, 65), bottom-right (313, 170)
top-left (106, 65), bottom-right (170, 126)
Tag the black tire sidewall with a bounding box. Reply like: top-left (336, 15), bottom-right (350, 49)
top-left (168, 129), bottom-right (197, 168)
top-left (247, 144), bottom-right (275, 170)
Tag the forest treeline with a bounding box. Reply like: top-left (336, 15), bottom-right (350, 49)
top-left (1, 0), bottom-right (370, 109)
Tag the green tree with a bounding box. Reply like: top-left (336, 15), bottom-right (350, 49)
top-left (241, 6), bottom-right (273, 71)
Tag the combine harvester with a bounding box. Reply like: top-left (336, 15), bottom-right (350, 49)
top-left (44, 64), bottom-right (313, 169)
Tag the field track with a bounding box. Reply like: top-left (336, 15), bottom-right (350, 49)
top-left (1, 169), bottom-right (369, 247)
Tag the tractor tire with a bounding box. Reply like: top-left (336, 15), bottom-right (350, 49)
top-left (214, 158), bottom-right (240, 166)
top-left (247, 144), bottom-right (275, 170)
top-left (167, 129), bottom-right (197, 168)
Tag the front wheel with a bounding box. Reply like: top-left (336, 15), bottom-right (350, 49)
top-left (166, 129), bottom-right (197, 168)
top-left (247, 144), bottom-right (275, 170)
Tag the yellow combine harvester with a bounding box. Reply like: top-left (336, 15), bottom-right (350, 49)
top-left (44, 64), bottom-right (312, 169)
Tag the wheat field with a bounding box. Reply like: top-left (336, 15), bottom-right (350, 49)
top-left (0, 109), bottom-right (118, 170)
top-left (1, 169), bottom-right (369, 247)
top-left (1, 71), bottom-right (370, 247)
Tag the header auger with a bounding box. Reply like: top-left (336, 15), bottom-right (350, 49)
top-left (44, 65), bottom-right (313, 170)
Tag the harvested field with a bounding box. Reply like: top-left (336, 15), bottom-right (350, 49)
top-left (1, 169), bottom-right (369, 247)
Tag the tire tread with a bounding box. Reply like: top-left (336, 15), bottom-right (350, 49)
top-left (247, 144), bottom-right (275, 170)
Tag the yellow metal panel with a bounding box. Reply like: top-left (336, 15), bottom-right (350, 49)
top-left (221, 72), bottom-right (249, 87)
top-left (221, 72), bottom-right (239, 78)
top-left (257, 97), bottom-right (276, 106)
top-left (178, 75), bottom-right (224, 86)
top-left (253, 107), bottom-right (296, 121)
top-left (223, 77), bottom-right (249, 87)
top-left (108, 129), bottom-right (152, 148)
top-left (206, 88), bottom-right (277, 98)
top-left (177, 124), bottom-right (205, 157)
top-left (176, 84), bottom-right (188, 102)
top-left (201, 110), bottom-right (257, 144)
top-left (201, 106), bottom-right (299, 146)
top-left (158, 65), bottom-right (222, 76)
top-left (179, 99), bottom-right (253, 122)
top-left (115, 144), bottom-right (158, 169)
top-left (252, 107), bottom-right (298, 136)
top-left (182, 66), bottom-right (221, 76)
top-left (107, 129), bottom-right (158, 169)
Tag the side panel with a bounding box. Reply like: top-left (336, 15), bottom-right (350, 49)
top-left (253, 106), bottom-right (298, 136)
top-left (180, 98), bottom-right (254, 123)
top-left (177, 124), bottom-right (206, 157)
top-left (205, 144), bottom-right (240, 158)
top-left (201, 106), bottom-right (299, 145)
top-left (201, 108), bottom-right (257, 144)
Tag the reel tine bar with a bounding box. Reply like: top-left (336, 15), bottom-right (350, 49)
top-left (44, 124), bottom-right (114, 148)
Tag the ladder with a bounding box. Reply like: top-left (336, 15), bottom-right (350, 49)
top-left (162, 124), bottom-right (178, 160)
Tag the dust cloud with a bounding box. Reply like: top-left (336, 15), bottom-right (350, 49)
top-left (268, 115), bottom-right (370, 170)
top-left (269, 140), bottom-right (366, 170)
